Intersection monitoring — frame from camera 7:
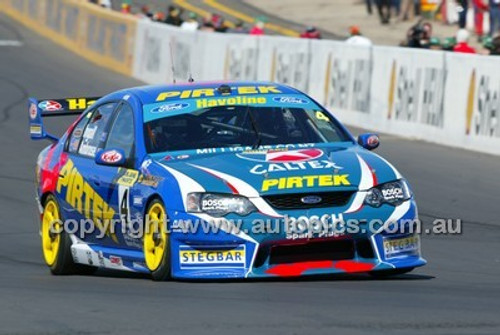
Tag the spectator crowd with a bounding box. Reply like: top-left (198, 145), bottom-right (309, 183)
top-left (88, 0), bottom-right (499, 55)
top-left (88, 0), bottom-right (322, 38)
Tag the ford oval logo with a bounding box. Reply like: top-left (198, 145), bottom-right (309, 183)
top-left (301, 195), bottom-right (322, 204)
top-left (273, 97), bottom-right (309, 104)
top-left (151, 103), bottom-right (190, 113)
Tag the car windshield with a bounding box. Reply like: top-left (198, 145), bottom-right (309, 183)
top-left (144, 105), bottom-right (350, 153)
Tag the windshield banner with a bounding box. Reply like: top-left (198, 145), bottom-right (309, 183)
top-left (143, 94), bottom-right (321, 122)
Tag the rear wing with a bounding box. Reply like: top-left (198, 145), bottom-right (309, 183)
top-left (29, 97), bottom-right (100, 141)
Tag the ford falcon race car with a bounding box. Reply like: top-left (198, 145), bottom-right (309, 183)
top-left (29, 81), bottom-right (426, 280)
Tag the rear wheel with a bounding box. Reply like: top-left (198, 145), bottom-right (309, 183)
top-left (369, 267), bottom-right (415, 278)
top-left (41, 194), bottom-right (96, 275)
top-left (143, 199), bottom-right (171, 281)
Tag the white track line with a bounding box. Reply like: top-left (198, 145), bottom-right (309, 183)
top-left (0, 40), bottom-right (23, 47)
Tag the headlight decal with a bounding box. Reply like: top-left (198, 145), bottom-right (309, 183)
top-left (356, 154), bottom-right (376, 191)
top-left (344, 154), bottom-right (376, 213)
top-left (159, 163), bottom-right (205, 211)
top-left (187, 193), bottom-right (257, 217)
top-left (189, 164), bottom-right (259, 197)
top-left (364, 179), bottom-right (412, 208)
top-left (188, 164), bottom-right (282, 217)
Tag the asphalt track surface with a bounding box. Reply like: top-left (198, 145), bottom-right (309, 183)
top-left (1, 13), bottom-right (500, 335)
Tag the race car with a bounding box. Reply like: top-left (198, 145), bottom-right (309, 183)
top-left (29, 81), bottom-right (426, 280)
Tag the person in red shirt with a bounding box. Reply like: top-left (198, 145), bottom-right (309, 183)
top-left (250, 20), bottom-right (265, 35)
top-left (300, 26), bottom-right (322, 39)
top-left (453, 29), bottom-right (477, 53)
top-left (120, 2), bottom-right (131, 14)
top-left (473, 0), bottom-right (489, 40)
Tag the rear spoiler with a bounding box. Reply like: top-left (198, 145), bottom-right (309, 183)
top-left (29, 97), bottom-right (100, 141)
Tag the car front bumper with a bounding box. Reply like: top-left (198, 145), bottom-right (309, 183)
top-left (167, 198), bottom-right (426, 279)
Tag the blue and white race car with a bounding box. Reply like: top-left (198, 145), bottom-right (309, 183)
top-left (29, 81), bottom-right (426, 280)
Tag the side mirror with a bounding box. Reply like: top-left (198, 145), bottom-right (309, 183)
top-left (95, 148), bottom-right (126, 167)
top-left (357, 133), bottom-right (380, 150)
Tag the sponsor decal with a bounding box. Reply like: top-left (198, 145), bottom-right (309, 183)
top-left (99, 132), bottom-right (108, 142)
top-left (69, 139), bottom-right (80, 152)
top-left (465, 69), bottom-right (475, 135)
top-left (237, 148), bottom-right (323, 163)
top-left (100, 150), bottom-right (122, 164)
top-left (29, 103), bottom-right (37, 120)
top-left (115, 169), bottom-right (139, 187)
top-left (98, 251), bottom-right (105, 267)
top-left (133, 197), bottom-right (143, 206)
top-left (387, 60), bottom-right (445, 127)
top-left (196, 143), bottom-right (315, 155)
top-left (71, 247), bottom-right (79, 263)
top-left (138, 174), bottom-right (163, 188)
top-left (262, 174), bottom-right (351, 191)
top-left (250, 159), bottom-right (342, 175)
top-left (109, 255), bottom-right (123, 267)
top-left (151, 103), bottom-right (190, 114)
top-left (383, 235), bottom-right (420, 259)
top-left (140, 159), bottom-right (153, 175)
top-left (83, 126), bottom-right (97, 140)
top-left (86, 251), bottom-right (94, 265)
top-left (65, 98), bottom-right (96, 111)
top-left (466, 70), bottom-right (500, 137)
top-left (156, 86), bottom-right (282, 102)
top-left (272, 96), bottom-right (308, 104)
top-left (367, 135), bottom-right (379, 147)
top-left (56, 159), bottom-right (117, 242)
top-left (224, 46), bottom-right (259, 81)
top-left (315, 111), bottom-right (330, 122)
top-left (38, 100), bottom-right (62, 111)
top-left (196, 96), bottom-right (266, 109)
top-left (285, 213), bottom-right (346, 240)
top-left (272, 49), bottom-right (310, 93)
top-left (73, 129), bottom-right (83, 139)
top-left (30, 125), bottom-right (42, 135)
top-left (179, 245), bottom-right (245, 269)
top-left (324, 53), bottom-right (372, 113)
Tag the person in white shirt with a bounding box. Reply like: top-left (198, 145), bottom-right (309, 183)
top-left (345, 25), bottom-right (373, 46)
top-left (181, 12), bottom-right (200, 31)
top-left (99, 0), bottom-right (111, 9)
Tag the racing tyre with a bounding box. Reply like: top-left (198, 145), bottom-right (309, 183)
top-left (369, 267), bottom-right (415, 278)
top-left (144, 199), bottom-right (171, 281)
top-left (42, 194), bottom-right (97, 276)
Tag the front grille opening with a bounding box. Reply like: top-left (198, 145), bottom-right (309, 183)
top-left (253, 246), bottom-right (270, 268)
top-left (356, 238), bottom-right (375, 259)
top-left (263, 191), bottom-right (355, 210)
top-left (269, 239), bottom-right (355, 265)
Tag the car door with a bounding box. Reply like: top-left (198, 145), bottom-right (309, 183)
top-left (61, 102), bottom-right (118, 245)
top-left (99, 102), bottom-right (139, 248)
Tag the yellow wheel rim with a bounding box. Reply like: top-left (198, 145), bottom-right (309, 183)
top-left (42, 199), bottom-right (62, 266)
top-left (144, 203), bottom-right (167, 271)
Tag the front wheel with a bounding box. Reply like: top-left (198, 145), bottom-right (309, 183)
top-left (143, 199), bottom-right (171, 281)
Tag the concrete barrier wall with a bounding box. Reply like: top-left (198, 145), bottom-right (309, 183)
top-left (132, 20), bottom-right (500, 155)
top-left (2, 0), bottom-right (137, 75)
top-left (3, 3), bottom-right (499, 155)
